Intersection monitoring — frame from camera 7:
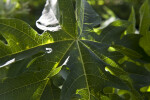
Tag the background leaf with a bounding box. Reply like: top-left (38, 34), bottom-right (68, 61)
top-left (139, 0), bottom-right (150, 56)
top-left (127, 7), bottom-right (136, 34)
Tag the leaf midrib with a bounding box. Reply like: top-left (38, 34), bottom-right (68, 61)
top-left (76, 40), bottom-right (90, 100)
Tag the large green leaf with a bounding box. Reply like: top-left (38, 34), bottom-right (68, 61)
top-left (0, 18), bottom-right (74, 99)
top-left (56, 0), bottom-right (143, 100)
top-left (139, 0), bottom-right (150, 56)
top-left (0, 0), bottom-right (149, 100)
top-left (0, 35), bottom-right (74, 100)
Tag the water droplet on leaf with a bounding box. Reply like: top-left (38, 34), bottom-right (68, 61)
top-left (46, 48), bottom-right (52, 53)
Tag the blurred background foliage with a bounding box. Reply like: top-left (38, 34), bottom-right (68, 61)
top-left (0, 0), bottom-right (145, 32)
top-left (0, 0), bottom-right (45, 32)
top-left (87, 0), bottom-right (144, 28)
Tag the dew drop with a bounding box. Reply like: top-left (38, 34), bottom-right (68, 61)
top-left (46, 48), bottom-right (52, 53)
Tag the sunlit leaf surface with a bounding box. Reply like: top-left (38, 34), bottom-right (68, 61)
top-left (0, 0), bottom-right (150, 100)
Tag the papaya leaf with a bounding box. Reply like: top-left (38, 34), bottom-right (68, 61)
top-left (127, 7), bottom-right (136, 34)
top-left (139, 0), bottom-right (150, 56)
top-left (0, 19), bottom-right (50, 65)
top-left (0, 38), bottom-right (74, 100)
top-left (58, 0), bottom-right (77, 38)
top-left (0, 72), bottom-right (49, 100)
top-left (41, 80), bottom-right (61, 100)
top-left (122, 62), bottom-right (150, 89)
top-left (0, 18), bottom-right (73, 66)
top-left (0, 20), bottom-right (74, 99)
top-left (0, 0), bottom-right (148, 100)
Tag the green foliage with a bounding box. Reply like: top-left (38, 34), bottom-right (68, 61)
top-left (127, 7), bottom-right (136, 34)
top-left (139, 0), bottom-right (150, 56)
top-left (0, 0), bottom-right (29, 18)
top-left (0, 0), bottom-right (150, 100)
